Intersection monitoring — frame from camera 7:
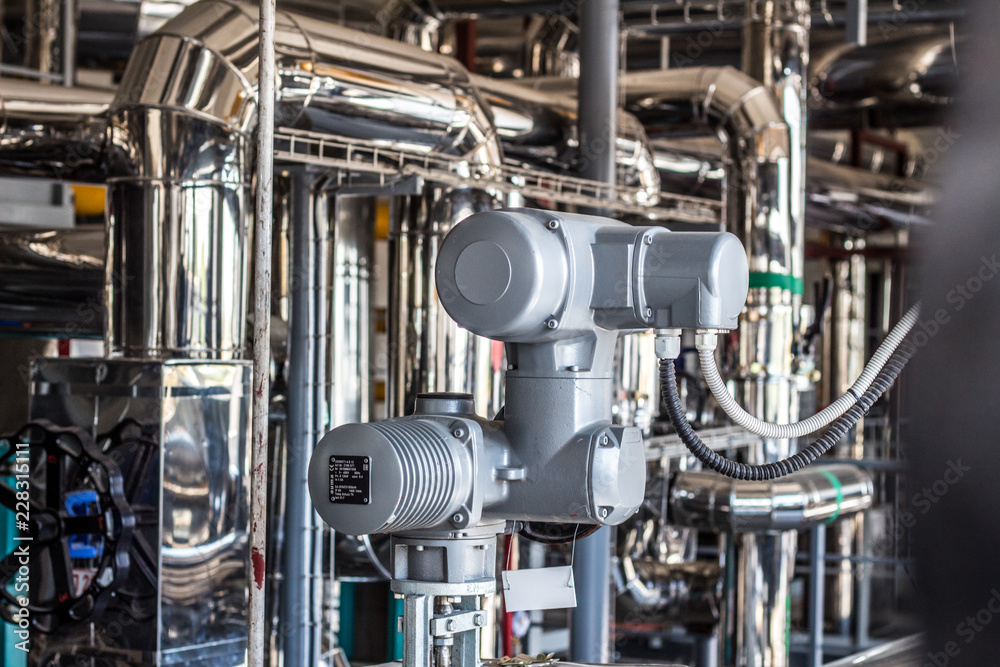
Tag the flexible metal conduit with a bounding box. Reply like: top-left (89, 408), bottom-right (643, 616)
top-left (669, 464), bottom-right (873, 533)
top-left (106, 0), bottom-right (503, 360)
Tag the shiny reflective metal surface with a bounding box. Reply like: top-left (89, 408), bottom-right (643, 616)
top-left (825, 254), bottom-right (867, 638)
top-left (730, 5), bottom-right (811, 664)
top-left (28, 357), bottom-right (251, 666)
top-left (472, 76), bottom-right (659, 206)
top-left (824, 633), bottom-right (926, 666)
top-left (613, 331), bottom-right (660, 434)
top-left (281, 175), bottom-right (377, 666)
top-left (806, 157), bottom-right (934, 231)
top-left (623, 67), bottom-right (791, 272)
top-left (651, 137), bottom-right (726, 205)
top-left (0, 78), bottom-right (110, 182)
top-left (387, 186), bottom-right (502, 418)
top-left (0, 225), bottom-right (105, 337)
top-left (811, 31), bottom-right (958, 110)
top-left (107, 0), bottom-right (504, 360)
top-left (670, 464), bottom-right (874, 533)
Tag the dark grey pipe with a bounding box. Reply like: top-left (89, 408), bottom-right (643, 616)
top-left (282, 172), bottom-right (319, 667)
top-left (570, 0), bottom-right (618, 662)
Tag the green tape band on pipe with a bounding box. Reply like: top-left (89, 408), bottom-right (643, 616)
top-left (748, 272), bottom-right (804, 295)
top-left (819, 468), bottom-right (845, 525)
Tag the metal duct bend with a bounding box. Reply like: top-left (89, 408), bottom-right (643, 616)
top-left (108, 0), bottom-right (503, 359)
top-left (623, 67), bottom-right (792, 274)
top-left (811, 32), bottom-right (958, 110)
top-left (0, 79), bottom-right (110, 182)
top-left (669, 464), bottom-right (873, 533)
top-left (472, 75), bottom-right (660, 205)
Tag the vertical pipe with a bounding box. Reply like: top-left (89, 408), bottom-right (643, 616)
top-left (846, 0), bottom-right (868, 46)
top-left (827, 255), bottom-right (866, 638)
top-left (284, 173), bottom-right (317, 667)
top-left (571, 0), bottom-right (618, 662)
top-left (60, 0), bottom-right (75, 86)
top-left (808, 526), bottom-right (826, 667)
top-left (733, 2), bottom-right (810, 666)
top-left (694, 633), bottom-right (719, 667)
top-left (249, 0), bottom-right (276, 664)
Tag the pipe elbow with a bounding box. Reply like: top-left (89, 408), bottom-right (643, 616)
top-left (624, 66), bottom-right (790, 163)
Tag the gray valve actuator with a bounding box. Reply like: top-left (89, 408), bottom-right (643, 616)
top-left (309, 209), bottom-right (749, 537)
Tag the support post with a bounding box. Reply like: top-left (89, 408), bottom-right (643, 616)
top-left (572, 0), bottom-right (619, 661)
top-left (809, 526), bottom-right (827, 667)
top-left (248, 0), bottom-right (276, 663)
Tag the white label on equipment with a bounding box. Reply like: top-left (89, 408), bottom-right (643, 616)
top-left (501, 566), bottom-right (577, 612)
top-left (72, 568), bottom-right (98, 598)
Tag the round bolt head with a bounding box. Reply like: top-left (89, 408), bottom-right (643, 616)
top-left (546, 219), bottom-right (560, 230)
top-left (452, 428), bottom-right (465, 439)
top-left (568, 365), bottom-right (579, 372)
top-left (452, 513), bottom-right (465, 524)
top-left (644, 308), bottom-right (653, 318)
top-left (643, 234), bottom-right (653, 245)
top-left (546, 318), bottom-right (558, 329)
top-left (600, 507), bottom-right (609, 518)
top-left (600, 435), bottom-right (610, 446)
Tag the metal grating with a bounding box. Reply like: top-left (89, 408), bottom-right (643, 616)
top-left (274, 128), bottom-right (722, 224)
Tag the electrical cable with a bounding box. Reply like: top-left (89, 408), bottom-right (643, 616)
top-left (661, 338), bottom-right (916, 480)
top-left (698, 303), bottom-right (920, 439)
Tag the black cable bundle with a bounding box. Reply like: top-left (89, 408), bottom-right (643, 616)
top-left (660, 340), bottom-right (916, 481)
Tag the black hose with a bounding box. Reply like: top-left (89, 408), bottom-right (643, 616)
top-left (660, 340), bottom-right (916, 481)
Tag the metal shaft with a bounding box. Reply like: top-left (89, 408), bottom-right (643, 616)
top-left (248, 0), bottom-right (276, 663)
top-left (571, 0), bottom-right (619, 660)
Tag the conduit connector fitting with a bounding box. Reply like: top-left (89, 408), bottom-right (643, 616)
top-left (654, 328), bottom-right (682, 360)
top-left (695, 330), bottom-right (720, 351)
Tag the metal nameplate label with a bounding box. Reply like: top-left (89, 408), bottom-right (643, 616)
top-left (328, 455), bottom-right (370, 505)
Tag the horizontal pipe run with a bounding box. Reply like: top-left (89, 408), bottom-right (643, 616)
top-left (670, 463), bottom-right (873, 533)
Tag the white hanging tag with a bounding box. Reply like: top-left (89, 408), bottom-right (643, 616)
top-left (501, 566), bottom-right (577, 612)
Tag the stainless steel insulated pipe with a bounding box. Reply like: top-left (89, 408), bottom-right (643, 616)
top-left (624, 67), bottom-right (791, 271)
top-left (472, 75), bottom-right (660, 205)
top-left (106, 0), bottom-right (502, 359)
top-left (670, 464), bottom-right (874, 533)
top-left (737, 3), bottom-right (811, 663)
top-left (0, 79), bottom-right (110, 182)
top-left (0, 226), bottom-right (105, 337)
